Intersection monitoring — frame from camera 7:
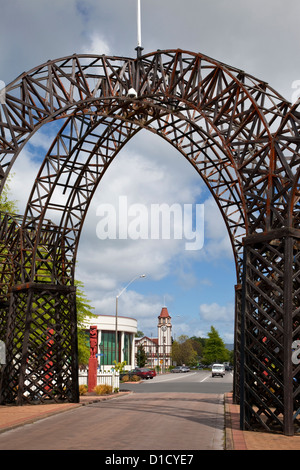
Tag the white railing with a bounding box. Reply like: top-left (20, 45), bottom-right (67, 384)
top-left (78, 370), bottom-right (120, 390)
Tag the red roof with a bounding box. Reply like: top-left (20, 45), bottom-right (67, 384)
top-left (158, 307), bottom-right (171, 319)
top-left (135, 336), bottom-right (158, 345)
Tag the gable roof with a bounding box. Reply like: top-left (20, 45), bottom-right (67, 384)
top-left (135, 335), bottom-right (158, 346)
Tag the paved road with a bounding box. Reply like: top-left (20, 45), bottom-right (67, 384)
top-left (120, 369), bottom-right (233, 394)
top-left (0, 371), bottom-right (232, 451)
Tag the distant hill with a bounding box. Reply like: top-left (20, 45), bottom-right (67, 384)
top-left (225, 344), bottom-right (234, 351)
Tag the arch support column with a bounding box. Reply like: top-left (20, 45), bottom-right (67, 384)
top-left (233, 283), bottom-right (242, 404)
top-left (240, 228), bottom-right (300, 435)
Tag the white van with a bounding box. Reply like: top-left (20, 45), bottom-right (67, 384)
top-left (211, 363), bottom-right (225, 378)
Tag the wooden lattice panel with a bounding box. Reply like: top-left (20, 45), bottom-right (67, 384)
top-left (0, 283), bottom-right (78, 405)
top-left (241, 229), bottom-right (300, 435)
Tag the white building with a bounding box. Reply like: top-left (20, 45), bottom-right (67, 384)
top-left (84, 307), bottom-right (173, 372)
top-left (135, 307), bottom-right (173, 371)
top-left (84, 315), bottom-right (137, 371)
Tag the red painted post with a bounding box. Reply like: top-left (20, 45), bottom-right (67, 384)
top-left (88, 326), bottom-right (98, 393)
top-left (44, 328), bottom-right (54, 394)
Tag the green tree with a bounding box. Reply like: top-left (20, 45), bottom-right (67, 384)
top-left (202, 326), bottom-right (229, 364)
top-left (189, 336), bottom-right (204, 361)
top-left (0, 175), bottom-right (18, 213)
top-left (136, 344), bottom-right (147, 367)
top-left (0, 176), bottom-right (19, 300)
top-left (75, 280), bottom-right (96, 368)
top-left (171, 340), bottom-right (181, 365)
top-left (171, 335), bottom-right (197, 366)
top-left (135, 330), bottom-right (145, 338)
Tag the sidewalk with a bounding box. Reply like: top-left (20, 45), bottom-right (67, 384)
top-left (1, 391), bottom-right (300, 450)
top-left (225, 392), bottom-right (300, 450)
top-left (0, 392), bottom-right (131, 434)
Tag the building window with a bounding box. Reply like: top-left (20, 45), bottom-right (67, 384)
top-left (123, 333), bottom-right (132, 365)
top-left (100, 331), bottom-right (120, 365)
top-left (100, 331), bottom-right (132, 366)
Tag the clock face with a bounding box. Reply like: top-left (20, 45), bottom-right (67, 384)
top-left (161, 326), bottom-right (167, 332)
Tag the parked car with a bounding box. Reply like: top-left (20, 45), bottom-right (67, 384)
top-left (211, 363), bottom-right (225, 378)
top-left (171, 366), bottom-right (183, 373)
top-left (171, 366), bottom-right (190, 373)
top-left (129, 367), bottom-right (156, 379)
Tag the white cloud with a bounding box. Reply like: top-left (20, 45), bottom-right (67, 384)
top-left (80, 33), bottom-right (111, 56)
top-left (9, 149), bottom-right (41, 214)
top-left (76, 132), bottom-right (205, 286)
top-left (198, 302), bottom-right (235, 343)
top-left (199, 302), bottom-right (234, 323)
top-left (90, 288), bottom-right (162, 332)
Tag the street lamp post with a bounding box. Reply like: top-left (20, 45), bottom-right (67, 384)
top-left (115, 274), bottom-right (146, 363)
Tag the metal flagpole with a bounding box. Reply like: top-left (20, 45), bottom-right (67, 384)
top-left (135, 0), bottom-right (143, 58)
top-left (137, 0), bottom-right (141, 48)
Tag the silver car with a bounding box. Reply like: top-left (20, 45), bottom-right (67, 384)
top-left (171, 366), bottom-right (190, 373)
top-left (171, 366), bottom-right (182, 373)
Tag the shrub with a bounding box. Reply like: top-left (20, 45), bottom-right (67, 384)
top-left (113, 360), bottom-right (127, 373)
top-left (79, 384), bottom-right (88, 396)
top-left (131, 375), bottom-right (141, 382)
top-left (93, 384), bottom-right (113, 395)
top-left (121, 374), bottom-right (130, 382)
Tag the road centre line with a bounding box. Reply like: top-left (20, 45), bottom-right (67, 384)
top-left (200, 373), bottom-right (211, 382)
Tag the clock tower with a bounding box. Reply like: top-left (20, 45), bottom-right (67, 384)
top-left (157, 306), bottom-right (172, 370)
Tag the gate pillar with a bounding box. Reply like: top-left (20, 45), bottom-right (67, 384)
top-left (240, 228), bottom-right (300, 435)
top-left (233, 283), bottom-right (242, 404)
top-left (0, 282), bottom-right (79, 405)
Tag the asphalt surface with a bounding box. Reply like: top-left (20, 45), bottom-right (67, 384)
top-left (0, 371), bottom-right (229, 451)
top-left (0, 392), bottom-right (224, 450)
top-left (1, 371), bottom-right (300, 451)
top-left (120, 369), bottom-right (233, 394)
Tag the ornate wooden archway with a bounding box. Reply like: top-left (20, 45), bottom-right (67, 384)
top-left (0, 50), bottom-right (299, 435)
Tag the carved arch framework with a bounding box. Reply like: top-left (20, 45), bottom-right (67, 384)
top-left (0, 49), bottom-right (299, 435)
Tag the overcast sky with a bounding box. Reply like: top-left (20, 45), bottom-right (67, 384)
top-left (1, 0), bottom-right (300, 344)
